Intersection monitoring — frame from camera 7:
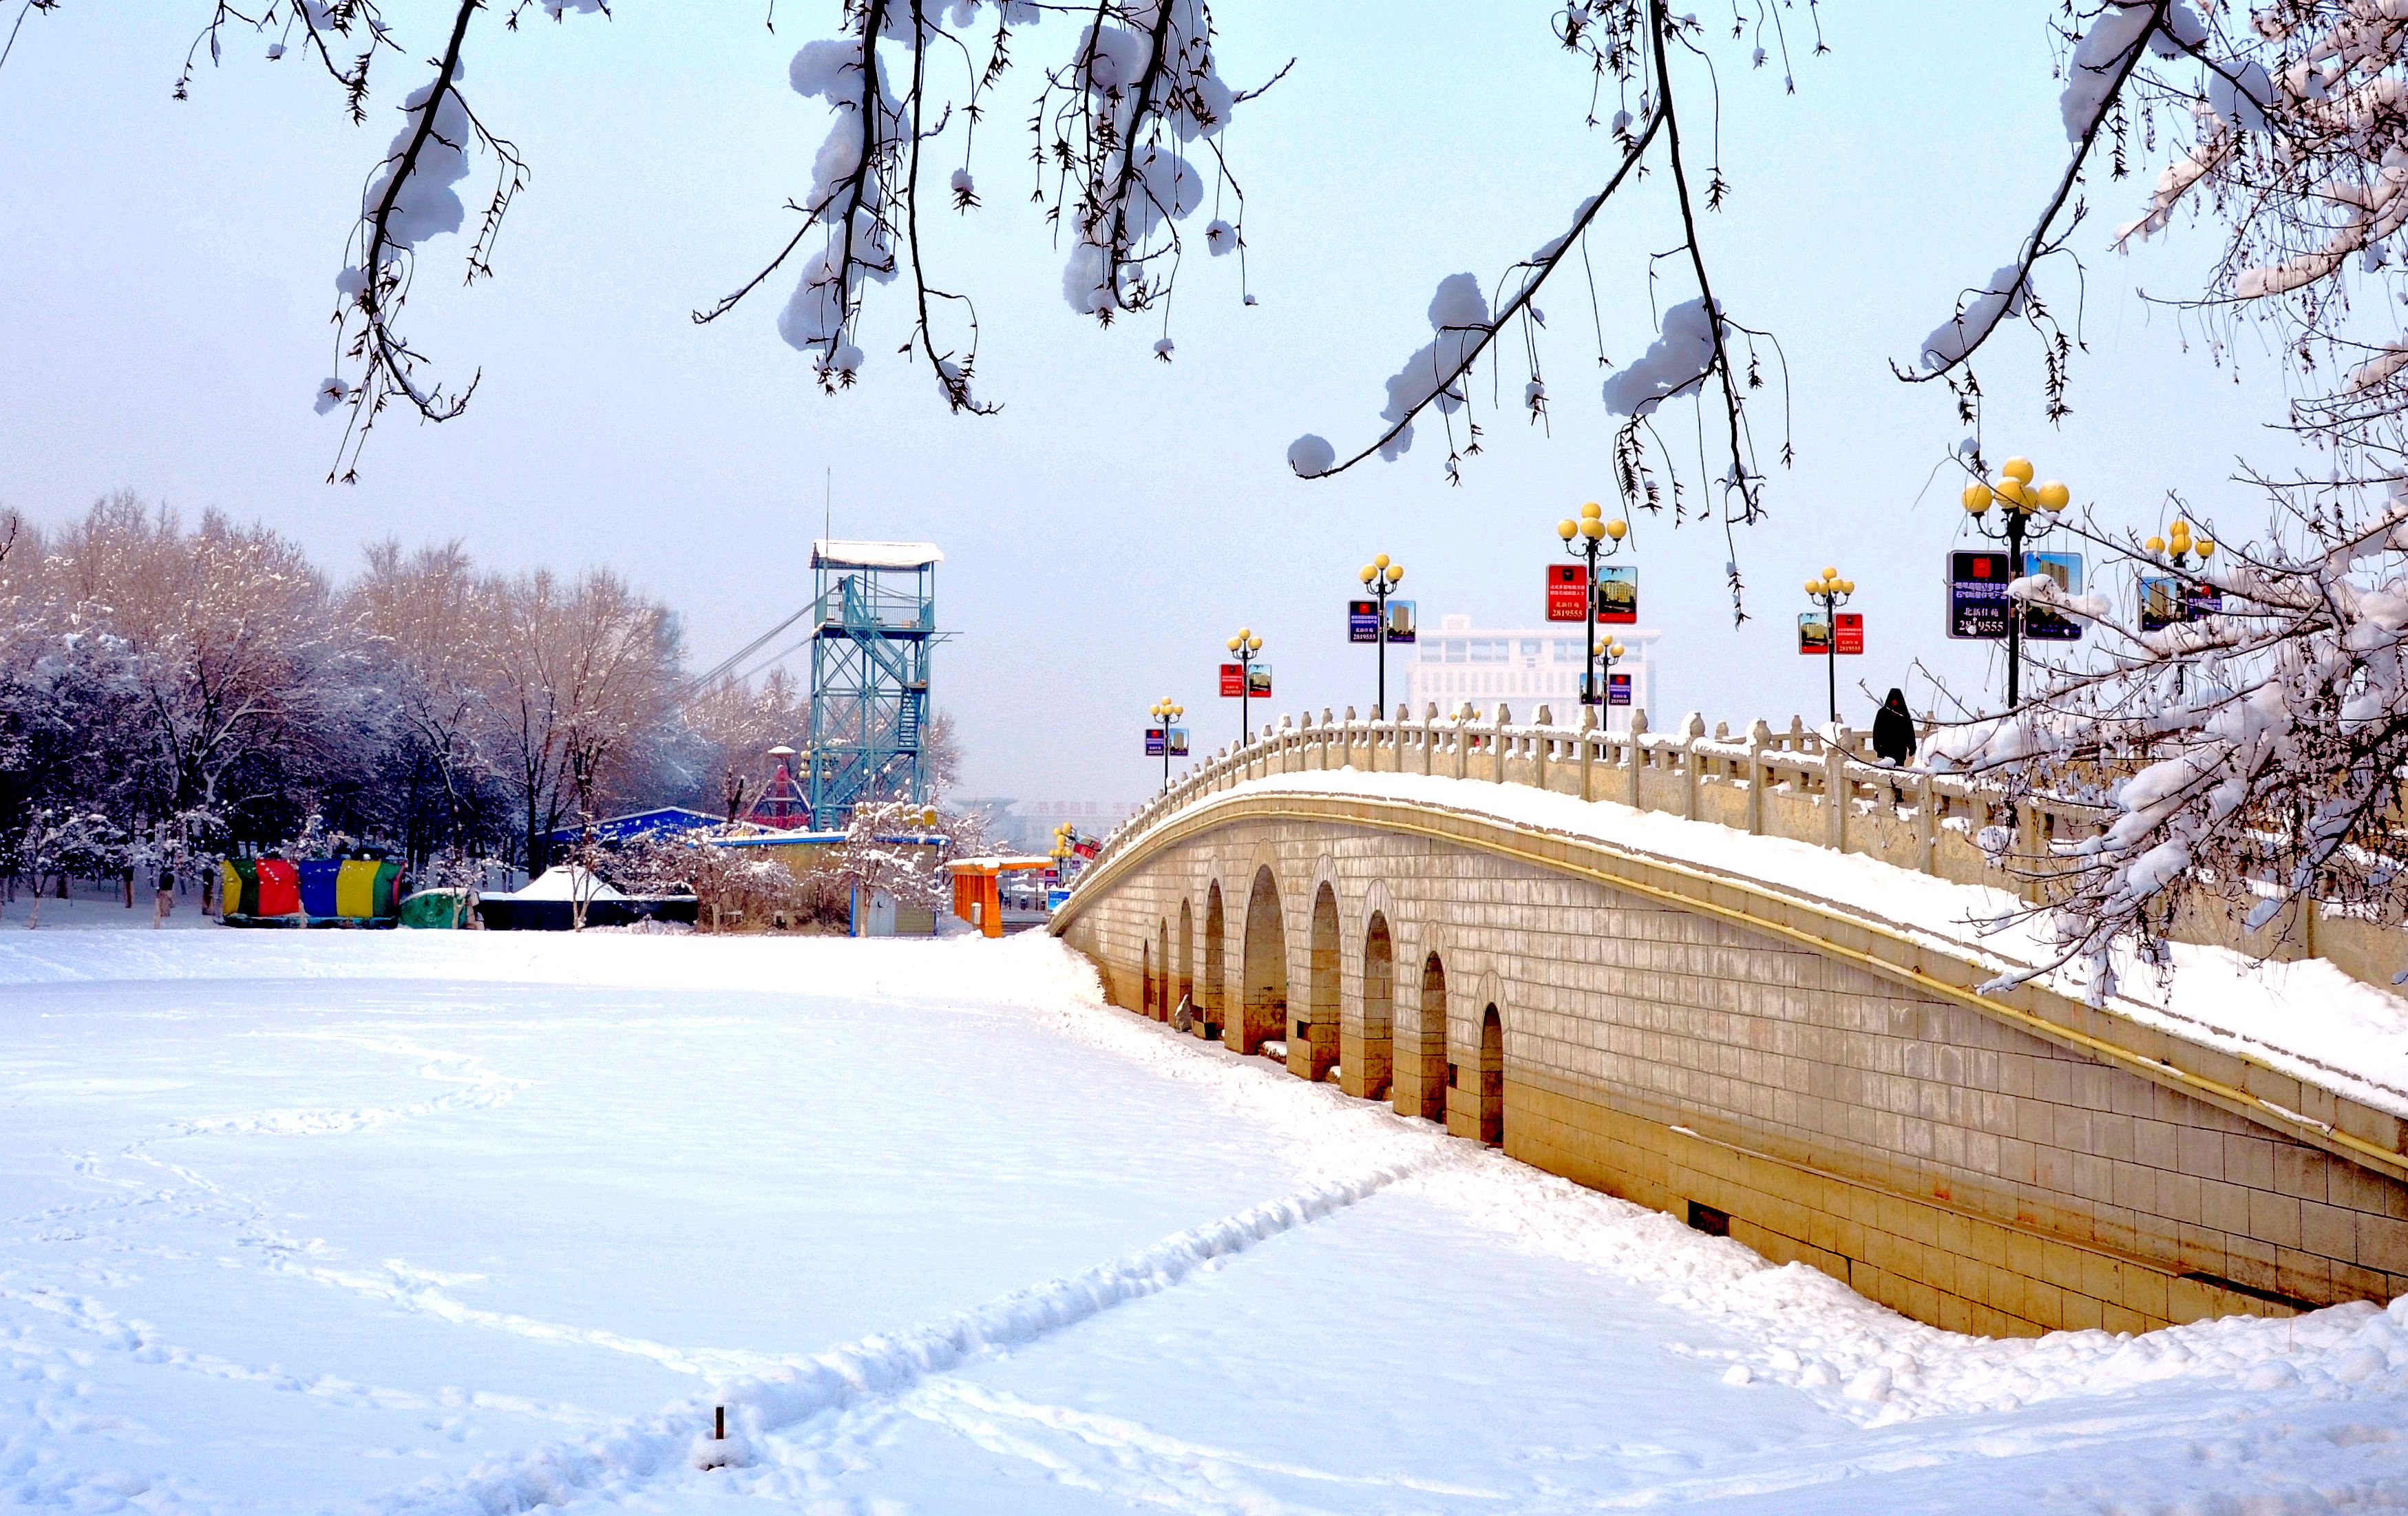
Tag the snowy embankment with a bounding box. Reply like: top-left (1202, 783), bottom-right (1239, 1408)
top-left (6, 929), bottom-right (2408, 1512)
top-left (394, 936), bottom-right (2408, 1512)
top-left (1131, 769), bottom-right (2408, 1122)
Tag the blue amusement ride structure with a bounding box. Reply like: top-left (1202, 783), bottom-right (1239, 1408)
top-left (803, 540), bottom-right (940, 828)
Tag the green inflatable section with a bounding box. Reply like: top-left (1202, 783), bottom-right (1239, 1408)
top-left (398, 889), bottom-right (467, 929)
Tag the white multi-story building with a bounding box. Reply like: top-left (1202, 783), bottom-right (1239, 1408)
top-left (1406, 614), bottom-right (1660, 733)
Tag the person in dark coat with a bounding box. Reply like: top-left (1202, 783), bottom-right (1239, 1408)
top-left (1871, 688), bottom-right (1916, 766)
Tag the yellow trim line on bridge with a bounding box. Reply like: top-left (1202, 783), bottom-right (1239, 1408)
top-left (1057, 789), bottom-right (2408, 1185)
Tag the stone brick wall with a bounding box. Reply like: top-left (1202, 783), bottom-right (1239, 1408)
top-left (1055, 795), bottom-right (2408, 1337)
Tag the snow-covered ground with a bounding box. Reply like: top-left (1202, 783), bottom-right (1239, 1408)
top-left (3, 928), bottom-right (2407, 1513)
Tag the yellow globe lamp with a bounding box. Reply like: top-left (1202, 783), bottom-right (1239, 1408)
top-left (1609, 640), bottom-right (1625, 658)
top-left (2145, 535), bottom-right (2166, 554)
top-left (1963, 481), bottom-right (1993, 514)
top-left (2038, 480), bottom-right (2070, 512)
top-left (1581, 516), bottom-right (1606, 540)
top-left (2197, 539), bottom-right (2217, 560)
top-left (1581, 501), bottom-right (1603, 520)
top-left (1225, 636), bottom-right (1240, 652)
top-left (1247, 634), bottom-right (1262, 652)
top-left (1804, 578), bottom-right (1821, 596)
top-left (2002, 456), bottom-right (2035, 484)
top-left (1385, 562), bottom-right (1404, 585)
top-left (1604, 517), bottom-right (1628, 540)
top-left (1374, 554), bottom-right (1391, 569)
top-left (1557, 518), bottom-right (1578, 540)
top-left (1839, 579), bottom-right (1856, 595)
top-left (1359, 564), bottom-right (1376, 584)
top-left (1994, 476), bottom-right (2026, 509)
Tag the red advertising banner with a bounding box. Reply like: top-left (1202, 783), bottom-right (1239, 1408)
top-left (1546, 563), bottom-right (1589, 622)
top-left (1835, 612), bottom-right (1863, 655)
top-left (1219, 662), bottom-right (1244, 697)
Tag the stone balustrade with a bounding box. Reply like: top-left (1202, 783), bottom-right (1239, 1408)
top-left (1080, 704), bottom-right (2404, 994)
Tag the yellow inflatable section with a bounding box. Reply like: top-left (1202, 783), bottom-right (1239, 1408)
top-left (335, 859), bottom-right (383, 918)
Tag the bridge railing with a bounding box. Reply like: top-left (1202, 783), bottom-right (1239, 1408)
top-left (1081, 702), bottom-right (2402, 991)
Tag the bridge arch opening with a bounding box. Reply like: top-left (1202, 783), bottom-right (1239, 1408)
top-left (1404, 952), bottom-right (1447, 1121)
top-left (1201, 881), bottom-right (1225, 1040)
top-left (1238, 867), bottom-right (1287, 1055)
top-left (1140, 938), bottom-right (1154, 1019)
top-left (1298, 883), bottom-right (1341, 1082)
top-left (1349, 914), bottom-right (1394, 1102)
top-left (1176, 899), bottom-right (1194, 1017)
top-left (1477, 1004), bottom-right (1505, 1148)
top-left (1157, 920), bottom-right (1172, 1022)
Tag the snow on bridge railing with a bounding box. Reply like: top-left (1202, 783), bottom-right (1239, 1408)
top-left (1073, 702), bottom-right (2404, 993)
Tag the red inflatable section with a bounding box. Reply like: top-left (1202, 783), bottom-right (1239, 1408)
top-left (253, 857), bottom-right (302, 916)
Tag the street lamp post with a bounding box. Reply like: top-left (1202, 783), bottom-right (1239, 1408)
top-left (1554, 501), bottom-right (1629, 713)
top-left (1148, 696), bottom-right (1184, 789)
top-left (1356, 554), bottom-right (1406, 716)
top-left (1225, 627), bottom-right (1264, 744)
top-left (1592, 635), bottom-right (1627, 717)
top-left (1961, 456), bottom-right (2071, 710)
top-left (1802, 567), bottom-right (1855, 724)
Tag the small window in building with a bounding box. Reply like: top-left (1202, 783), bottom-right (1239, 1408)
top-left (1295, 1020), bottom-right (1310, 1042)
top-left (1520, 640), bottom-right (1541, 661)
top-left (1687, 1201), bottom-right (1730, 1237)
top-left (1443, 639), bottom-right (1468, 663)
top-left (1448, 1062), bottom-right (1460, 1089)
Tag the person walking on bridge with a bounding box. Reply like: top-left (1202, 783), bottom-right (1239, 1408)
top-left (1872, 688), bottom-right (1917, 767)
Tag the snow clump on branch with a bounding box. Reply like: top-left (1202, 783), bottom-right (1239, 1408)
top-left (777, 37), bottom-right (905, 379)
top-left (362, 64), bottom-right (474, 255)
top-left (1602, 298), bottom-right (1724, 419)
top-left (1919, 266), bottom-right (2027, 370)
top-left (1364, 272), bottom-right (1493, 461)
top-left (2060, 1), bottom-right (2205, 145)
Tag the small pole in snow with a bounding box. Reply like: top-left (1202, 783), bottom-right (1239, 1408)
top-left (715, 1406), bottom-right (726, 1440)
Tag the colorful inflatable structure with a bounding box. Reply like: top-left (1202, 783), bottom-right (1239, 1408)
top-left (219, 857), bottom-right (406, 928)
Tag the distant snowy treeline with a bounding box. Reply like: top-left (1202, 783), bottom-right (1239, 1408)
top-left (0, 494), bottom-right (955, 887)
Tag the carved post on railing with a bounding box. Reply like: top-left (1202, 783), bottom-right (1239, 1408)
top-left (1577, 707), bottom-right (1596, 801)
top-left (1532, 706), bottom-right (1552, 790)
top-left (1915, 770), bottom-right (1939, 874)
top-left (1422, 703), bottom-right (1437, 777)
top-left (1680, 713), bottom-right (1705, 821)
top-left (1278, 713), bottom-right (1293, 776)
top-left (1340, 706), bottom-right (1356, 770)
top-left (1824, 724), bottom-right (1854, 852)
top-left (1745, 719), bottom-right (1771, 836)
top-left (1626, 710), bottom-right (1647, 808)
top-left (1492, 705), bottom-right (1511, 784)
top-left (1451, 705), bottom-right (1470, 781)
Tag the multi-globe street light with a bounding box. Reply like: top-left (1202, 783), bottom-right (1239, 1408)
top-left (1593, 635), bottom-right (1628, 715)
top-left (1225, 628), bottom-right (1264, 744)
top-left (1961, 456), bottom-right (2071, 710)
top-left (1148, 696), bottom-right (1185, 789)
top-left (1803, 566), bottom-right (1855, 724)
top-left (1356, 554), bottom-right (1406, 715)
top-left (1554, 502), bottom-right (1629, 713)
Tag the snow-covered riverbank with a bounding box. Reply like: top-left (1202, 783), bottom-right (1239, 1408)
top-left (2, 929), bottom-right (2404, 1513)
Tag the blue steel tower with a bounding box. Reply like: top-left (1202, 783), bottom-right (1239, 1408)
top-left (806, 540), bottom-right (940, 829)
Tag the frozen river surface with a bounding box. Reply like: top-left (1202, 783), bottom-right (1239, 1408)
top-left (3, 928), bottom-right (2407, 1514)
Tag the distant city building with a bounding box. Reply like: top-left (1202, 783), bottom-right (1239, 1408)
top-left (964, 798), bottom-right (1142, 854)
top-left (1406, 614), bottom-right (1660, 734)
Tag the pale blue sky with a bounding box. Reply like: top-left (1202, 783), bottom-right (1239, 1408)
top-left (0, 3), bottom-right (2303, 803)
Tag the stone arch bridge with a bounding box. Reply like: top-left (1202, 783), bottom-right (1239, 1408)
top-left (1050, 704), bottom-right (2408, 1339)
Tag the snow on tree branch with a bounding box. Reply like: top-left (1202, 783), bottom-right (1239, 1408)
top-left (1290, 0), bottom-right (1791, 611)
top-left (1925, 488), bottom-right (2408, 996)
